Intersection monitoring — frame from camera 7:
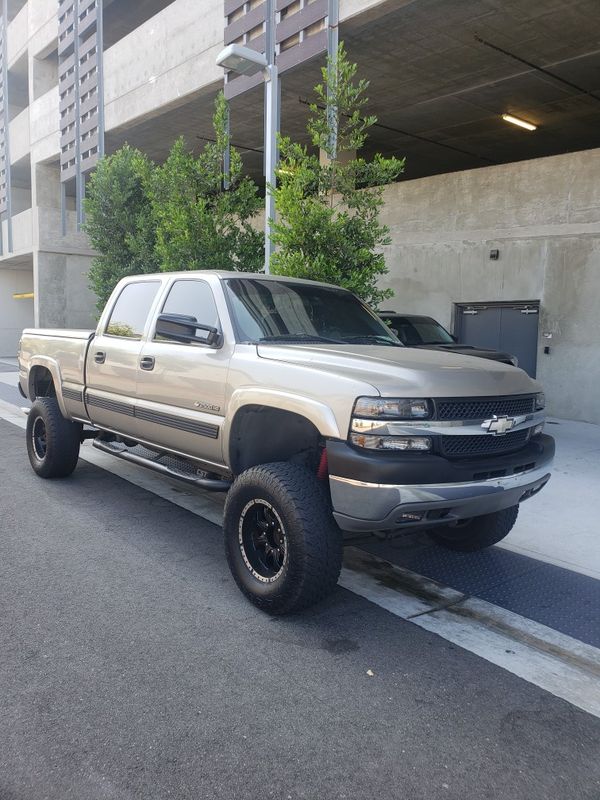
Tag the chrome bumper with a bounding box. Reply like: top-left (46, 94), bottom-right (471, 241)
top-left (330, 463), bottom-right (552, 533)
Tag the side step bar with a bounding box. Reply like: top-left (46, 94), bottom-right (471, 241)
top-left (92, 439), bottom-right (232, 492)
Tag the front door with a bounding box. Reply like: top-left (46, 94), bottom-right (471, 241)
top-left (135, 278), bottom-right (231, 469)
top-left (455, 302), bottom-right (540, 377)
top-left (86, 280), bottom-right (162, 434)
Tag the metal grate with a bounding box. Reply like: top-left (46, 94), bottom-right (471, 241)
top-left (441, 429), bottom-right (531, 458)
top-left (436, 396), bottom-right (536, 421)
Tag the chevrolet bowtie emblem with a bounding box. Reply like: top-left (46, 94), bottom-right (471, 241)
top-left (482, 415), bottom-right (516, 435)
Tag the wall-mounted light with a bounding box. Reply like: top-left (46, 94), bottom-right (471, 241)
top-left (502, 114), bottom-right (537, 132)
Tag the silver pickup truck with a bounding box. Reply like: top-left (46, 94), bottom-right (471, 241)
top-left (18, 271), bottom-right (554, 613)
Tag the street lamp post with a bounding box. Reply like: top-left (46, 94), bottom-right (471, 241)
top-left (216, 35), bottom-right (279, 274)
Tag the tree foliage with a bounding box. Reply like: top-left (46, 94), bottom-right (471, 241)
top-left (150, 93), bottom-right (263, 274)
top-left (271, 43), bottom-right (405, 308)
top-left (84, 92), bottom-right (263, 310)
top-left (84, 144), bottom-right (157, 312)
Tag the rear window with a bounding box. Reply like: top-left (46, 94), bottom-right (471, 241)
top-left (105, 282), bottom-right (160, 339)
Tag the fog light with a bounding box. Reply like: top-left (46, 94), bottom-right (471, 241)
top-left (350, 433), bottom-right (432, 451)
top-left (532, 423), bottom-right (544, 436)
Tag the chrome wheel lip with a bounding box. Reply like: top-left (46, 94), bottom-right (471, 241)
top-left (238, 498), bottom-right (288, 584)
top-left (31, 416), bottom-right (48, 461)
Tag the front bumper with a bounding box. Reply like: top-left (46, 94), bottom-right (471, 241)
top-left (327, 434), bottom-right (554, 533)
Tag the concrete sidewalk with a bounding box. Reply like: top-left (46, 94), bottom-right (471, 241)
top-left (502, 417), bottom-right (600, 580)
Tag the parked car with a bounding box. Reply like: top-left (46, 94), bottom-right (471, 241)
top-left (18, 272), bottom-right (552, 613)
top-left (380, 312), bottom-right (518, 366)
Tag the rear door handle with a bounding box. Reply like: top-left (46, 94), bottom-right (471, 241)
top-left (140, 356), bottom-right (155, 371)
top-left (94, 351), bottom-right (106, 364)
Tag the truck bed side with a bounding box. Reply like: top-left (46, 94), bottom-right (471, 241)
top-left (19, 328), bottom-right (95, 420)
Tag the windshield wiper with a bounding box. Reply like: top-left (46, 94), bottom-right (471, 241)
top-left (343, 335), bottom-right (402, 346)
top-left (257, 333), bottom-right (346, 344)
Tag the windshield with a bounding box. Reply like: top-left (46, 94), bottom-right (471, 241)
top-left (389, 316), bottom-right (455, 345)
top-left (224, 278), bottom-right (400, 346)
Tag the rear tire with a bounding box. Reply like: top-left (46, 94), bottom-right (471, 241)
top-left (429, 505), bottom-right (519, 552)
top-left (26, 397), bottom-right (82, 478)
top-left (224, 462), bottom-right (342, 614)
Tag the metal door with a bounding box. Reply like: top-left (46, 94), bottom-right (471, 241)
top-left (456, 303), bottom-right (539, 377)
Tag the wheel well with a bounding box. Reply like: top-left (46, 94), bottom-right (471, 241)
top-left (29, 366), bottom-right (56, 399)
top-left (229, 405), bottom-right (322, 476)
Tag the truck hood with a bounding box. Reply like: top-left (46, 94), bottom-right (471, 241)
top-left (256, 343), bottom-right (540, 397)
top-left (414, 343), bottom-right (517, 364)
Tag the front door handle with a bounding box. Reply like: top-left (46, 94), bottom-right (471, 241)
top-left (94, 351), bottom-right (106, 364)
top-left (140, 356), bottom-right (155, 371)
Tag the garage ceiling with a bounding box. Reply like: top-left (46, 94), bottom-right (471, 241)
top-left (107, 0), bottom-right (600, 183)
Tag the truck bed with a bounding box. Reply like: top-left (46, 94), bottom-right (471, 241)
top-left (19, 328), bottom-right (94, 404)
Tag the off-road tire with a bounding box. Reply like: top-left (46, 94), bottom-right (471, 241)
top-left (26, 397), bottom-right (82, 478)
top-left (224, 462), bottom-right (343, 614)
top-left (429, 505), bottom-right (519, 552)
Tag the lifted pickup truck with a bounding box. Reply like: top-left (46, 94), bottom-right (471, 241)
top-left (18, 271), bottom-right (554, 613)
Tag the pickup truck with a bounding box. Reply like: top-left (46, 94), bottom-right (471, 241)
top-left (18, 271), bottom-right (554, 614)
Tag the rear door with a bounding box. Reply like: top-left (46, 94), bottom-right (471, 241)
top-left (135, 278), bottom-right (231, 468)
top-left (85, 280), bottom-right (162, 434)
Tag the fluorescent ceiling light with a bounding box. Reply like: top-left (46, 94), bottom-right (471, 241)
top-left (502, 114), bottom-right (537, 131)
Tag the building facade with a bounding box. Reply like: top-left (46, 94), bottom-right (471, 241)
top-left (0, 0), bottom-right (599, 422)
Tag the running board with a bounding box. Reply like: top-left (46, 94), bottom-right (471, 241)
top-left (92, 439), bottom-right (231, 492)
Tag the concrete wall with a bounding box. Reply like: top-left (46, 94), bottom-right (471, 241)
top-left (103, 0), bottom-right (223, 134)
top-left (0, 269), bottom-right (34, 355)
top-left (378, 147), bottom-right (600, 423)
top-left (34, 252), bottom-right (96, 330)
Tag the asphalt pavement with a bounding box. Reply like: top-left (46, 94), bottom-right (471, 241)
top-left (1, 418), bottom-right (600, 800)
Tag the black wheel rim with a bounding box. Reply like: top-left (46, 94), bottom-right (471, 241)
top-left (31, 416), bottom-right (47, 460)
top-left (239, 499), bottom-right (287, 583)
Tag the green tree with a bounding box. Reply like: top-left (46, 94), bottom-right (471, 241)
top-left (149, 92), bottom-right (263, 274)
top-left (271, 43), bottom-right (404, 308)
top-left (84, 144), bottom-right (158, 312)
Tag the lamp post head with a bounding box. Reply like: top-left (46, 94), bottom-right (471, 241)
top-left (216, 44), bottom-right (268, 76)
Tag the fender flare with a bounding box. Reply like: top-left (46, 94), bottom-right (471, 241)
top-left (223, 387), bottom-right (342, 462)
top-left (28, 356), bottom-right (68, 418)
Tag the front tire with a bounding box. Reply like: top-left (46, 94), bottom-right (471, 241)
top-left (26, 397), bottom-right (82, 478)
top-left (429, 505), bottom-right (519, 552)
top-left (224, 462), bottom-right (343, 614)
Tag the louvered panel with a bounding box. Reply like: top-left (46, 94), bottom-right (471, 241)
top-left (59, 0), bottom-right (103, 185)
top-left (224, 0), bottom-right (328, 100)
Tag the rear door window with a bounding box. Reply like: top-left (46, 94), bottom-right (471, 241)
top-left (105, 282), bottom-right (161, 339)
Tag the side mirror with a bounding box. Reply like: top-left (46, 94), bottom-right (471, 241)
top-left (451, 334), bottom-right (459, 343)
top-left (155, 313), bottom-right (222, 347)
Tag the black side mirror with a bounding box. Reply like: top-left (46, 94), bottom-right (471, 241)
top-left (155, 313), bottom-right (222, 347)
top-left (451, 334), bottom-right (459, 343)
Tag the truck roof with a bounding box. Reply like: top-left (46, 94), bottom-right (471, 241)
top-left (122, 270), bottom-right (341, 290)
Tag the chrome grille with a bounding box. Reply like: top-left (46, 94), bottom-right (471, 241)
top-left (436, 395), bottom-right (535, 421)
top-left (441, 429), bottom-right (531, 458)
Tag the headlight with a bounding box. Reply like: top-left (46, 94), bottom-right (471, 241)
top-left (353, 397), bottom-right (432, 419)
top-left (350, 433), bottom-right (432, 451)
top-left (535, 392), bottom-right (545, 411)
